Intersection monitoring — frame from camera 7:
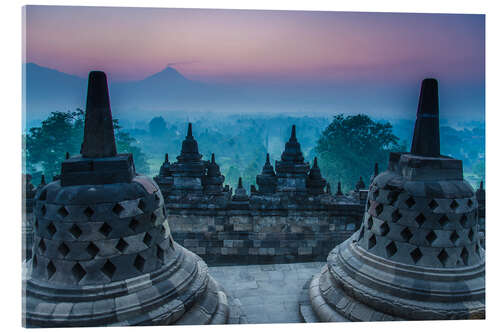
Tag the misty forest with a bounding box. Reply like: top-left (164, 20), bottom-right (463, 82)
top-left (23, 109), bottom-right (485, 193)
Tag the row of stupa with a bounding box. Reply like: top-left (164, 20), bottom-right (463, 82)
top-left (154, 122), bottom-right (364, 205)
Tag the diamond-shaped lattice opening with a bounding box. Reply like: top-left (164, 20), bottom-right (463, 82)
top-left (46, 222), bottom-right (57, 236)
top-left (379, 222), bottom-right (390, 236)
top-left (358, 226), bottom-right (365, 241)
top-left (160, 225), bottom-right (166, 235)
top-left (143, 233), bottom-right (152, 246)
top-left (69, 224), bottom-right (82, 239)
top-left (387, 191), bottom-right (400, 205)
top-left (373, 189), bottom-right (380, 200)
top-left (460, 214), bottom-right (468, 228)
top-left (38, 189), bottom-right (47, 201)
top-left (367, 216), bottom-right (373, 229)
top-left (134, 255), bottom-right (146, 272)
top-left (112, 203), bottom-right (124, 216)
top-left (450, 200), bottom-right (459, 211)
top-left (450, 230), bottom-right (460, 245)
top-left (154, 193), bottom-right (160, 202)
top-left (405, 196), bottom-right (416, 208)
top-left (72, 263), bottom-right (86, 282)
top-left (47, 260), bottom-right (56, 279)
top-left (385, 241), bottom-right (397, 257)
top-left (150, 212), bottom-right (157, 223)
top-left (99, 223), bottom-right (112, 237)
top-left (41, 205), bottom-right (47, 216)
top-left (138, 199), bottom-right (146, 212)
top-left (438, 214), bottom-right (450, 227)
top-left (58, 242), bottom-right (70, 257)
top-left (410, 247), bottom-right (423, 264)
top-left (426, 230), bottom-right (437, 245)
top-left (401, 227), bottom-right (413, 242)
top-left (157, 245), bottom-right (164, 261)
top-left (34, 219), bottom-right (39, 230)
top-left (467, 199), bottom-right (473, 207)
top-left (38, 238), bottom-right (46, 253)
top-left (116, 238), bottom-right (129, 253)
top-left (437, 249), bottom-right (449, 267)
top-left (392, 209), bottom-right (402, 223)
top-left (368, 234), bottom-right (377, 249)
top-left (83, 206), bottom-right (94, 219)
top-left (32, 254), bottom-right (38, 268)
top-left (86, 242), bottom-right (99, 258)
top-left (58, 206), bottom-right (69, 218)
top-left (375, 203), bottom-right (384, 216)
top-left (468, 228), bottom-right (474, 242)
top-left (101, 260), bottom-right (116, 279)
top-left (415, 213), bottom-right (426, 227)
top-left (460, 247), bottom-right (469, 265)
top-left (475, 243), bottom-right (480, 255)
top-left (428, 199), bottom-right (439, 210)
top-left (129, 218), bottom-right (140, 231)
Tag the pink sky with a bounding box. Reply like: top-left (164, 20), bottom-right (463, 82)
top-left (24, 6), bottom-right (484, 84)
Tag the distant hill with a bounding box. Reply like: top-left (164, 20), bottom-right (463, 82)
top-left (24, 63), bottom-right (241, 124)
top-left (24, 63), bottom-right (87, 116)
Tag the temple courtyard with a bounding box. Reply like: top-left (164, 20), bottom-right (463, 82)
top-left (208, 262), bottom-right (323, 324)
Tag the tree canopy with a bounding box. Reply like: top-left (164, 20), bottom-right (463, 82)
top-left (24, 109), bottom-right (150, 185)
top-left (315, 114), bottom-right (405, 191)
top-left (148, 116), bottom-right (167, 137)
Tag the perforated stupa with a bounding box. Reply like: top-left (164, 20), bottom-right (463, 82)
top-left (23, 71), bottom-right (241, 327)
top-left (300, 78), bottom-right (485, 322)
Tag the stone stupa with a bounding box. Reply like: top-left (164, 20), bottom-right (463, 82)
top-left (275, 125), bottom-right (310, 194)
top-left (23, 71), bottom-right (241, 327)
top-left (300, 78), bottom-right (485, 322)
top-left (256, 153), bottom-right (277, 194)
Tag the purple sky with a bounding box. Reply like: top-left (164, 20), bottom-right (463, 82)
top-left (24, 6), bottom-right (485, 120)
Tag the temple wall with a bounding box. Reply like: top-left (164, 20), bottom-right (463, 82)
top-left (167, 205), bottom-right (364, 265)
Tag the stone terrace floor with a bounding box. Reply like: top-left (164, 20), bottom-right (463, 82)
top-left (208, 261), bottom-right (324, 324)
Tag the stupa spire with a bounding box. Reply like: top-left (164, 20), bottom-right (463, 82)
top-left (39, 175), bottom-right (46, 186)
top-left (65, 152), bottom-right (70, 160)
top-left (290, 125), bottom-right (297, 142)
top-left (187, 122), bottom-right (193, 138)
top-left (238, 177), bottom-right (243, 188)
top-left (336, 181), bottom-right (342, 196)
top-left (410, 78), bottom-right (440, 157)
top-left (80, 71), bottom-right (117, 158)
top-left (211, 153), bottom-right (215, 164)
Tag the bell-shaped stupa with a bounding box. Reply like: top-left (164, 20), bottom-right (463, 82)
top-left (306, 157), bottom-right (326, 195)
top-left (275, 125), bottom-right (310, 193)
top-left (256, 153), bottom-right (277, 194)
top-left (301, 78), bottom-right (485, 322)
top-left (169, 123), bottom-right (206, 196)
top-left (23, 71), bottom-right (236, 327)
top-left (202, 153), bottom-right (226, 195)
top-left (154, 153), bottom-right (174, 197)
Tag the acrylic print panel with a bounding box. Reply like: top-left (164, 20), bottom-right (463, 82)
top-left (22, 5), bottom-right (485, 327)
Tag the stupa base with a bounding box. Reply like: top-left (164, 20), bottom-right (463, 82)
top-left (23, 245), bottom-right (243, 327)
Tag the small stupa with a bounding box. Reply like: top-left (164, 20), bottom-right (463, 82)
top-left (169, 123), bottom-right (206, 196)
top-left (275, 125), bottom-right (310, 194)
top-left (306, 157), bottom-right (327, 195)
top-left (301, 78), bottom-right (485, 322)
top-left (203, 153), bottom-right (226, 195)
top-left (256, 153), bottom-right (277, 194)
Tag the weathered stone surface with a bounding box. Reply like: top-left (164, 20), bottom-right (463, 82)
top-left (302, 78), bottom-right (485, 322)
top-left (23, 71), bottom-right (242, 327)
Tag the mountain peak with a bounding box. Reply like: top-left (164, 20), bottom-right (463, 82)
top-left (144, 65), bottom-right (188, 83)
